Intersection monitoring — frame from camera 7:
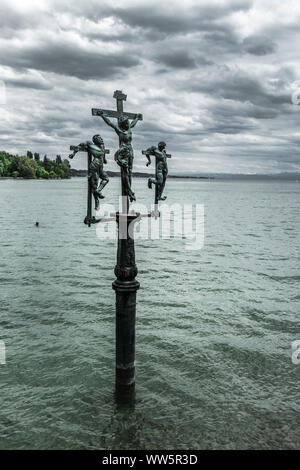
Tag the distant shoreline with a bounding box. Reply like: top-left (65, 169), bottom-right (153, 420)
top-left (1, 173), bottom-right (299, 182)
top-left (70, 169), bottom-right (212, 179)
top-left (0, 177), bottom-right (70, 180)
top-left (70, 169), bottom-right (300, 181)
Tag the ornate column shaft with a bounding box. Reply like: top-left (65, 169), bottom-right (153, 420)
top-left (112, 212), bottom-right (140, 388)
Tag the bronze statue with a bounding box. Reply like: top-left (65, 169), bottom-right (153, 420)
top-left (96, 111), bottom-right (142, 202)
top-left (69, 135), bottom-right (109, 210)
top-left (143, 141), bottom-right (171, 201)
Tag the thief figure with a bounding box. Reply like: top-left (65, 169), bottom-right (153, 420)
top-left (144, 141), bottom-right (171, 201)
top-left (69, 135), bottom-right (109, 210)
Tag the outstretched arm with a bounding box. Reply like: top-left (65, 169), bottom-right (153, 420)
top-left (69, 142), bottom-right (89, 159)
top-left (97, 111), bottom-right (120, 134)
top-left (80, 141), bottom-right (92, 148)
top-left (69, 148), bottom-right (78, 159)
top-left (147, 145), bottom-right (160, 158)
top-left (130, 114), bottom-right (142, 128)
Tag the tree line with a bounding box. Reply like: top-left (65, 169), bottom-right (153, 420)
top-left (0, 151), bottom-right (71, 179)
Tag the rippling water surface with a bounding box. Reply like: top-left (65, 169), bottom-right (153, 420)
top-left (0, 178), bottom-right (299, 449)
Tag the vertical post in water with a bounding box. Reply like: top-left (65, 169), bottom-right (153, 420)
top-left (112, 91), bottom-right (139, 388)
top-left (154, 156), bottom-right (159, 218)
top-left (91, 90), bottom-right (143, 389)
top-left (87, 150), bottom-right (92, 227)
top-left (112, 213), bottom-right (140, 388)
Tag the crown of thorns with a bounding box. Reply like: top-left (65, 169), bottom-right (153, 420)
top-left (120, 115), bottom-right (129, 123)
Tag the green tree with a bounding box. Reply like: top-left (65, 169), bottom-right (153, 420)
top-left (7, 155), bottom-right (19, 174)
top-left (18, 157), bottom-right (37, 178)
top-left (0, 151), bottom-right (70, 179)
top-left (0, 153), bottom-right (8, 176)
top-left (36, 166), bottom-right (49, 179)
top-left (43, 155), bottom-right (52, 172)
top-left (62, 159), bottom-right (71, 178)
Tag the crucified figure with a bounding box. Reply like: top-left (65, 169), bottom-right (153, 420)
top-left (69, 135), bottom-right (109, 210)
top-left (143, 141), bottom-right (171, 201)
top-left (96, 110), bottom-right (142, 202)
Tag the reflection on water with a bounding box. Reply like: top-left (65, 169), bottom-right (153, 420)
top-left (114, 387), bottom-right (136, 411)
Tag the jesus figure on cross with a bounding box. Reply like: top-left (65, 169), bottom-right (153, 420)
top-left (96, 110), bottom-right (142, 202)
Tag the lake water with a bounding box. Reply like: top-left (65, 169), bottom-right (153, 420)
top-left (0, 177), bottom-right (299, 450)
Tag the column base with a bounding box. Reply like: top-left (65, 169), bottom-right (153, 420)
top-left (112, 279), bottom-right (140, 292)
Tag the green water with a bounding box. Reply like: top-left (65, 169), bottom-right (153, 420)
top-left (0, 178), bottom-right (299, 449)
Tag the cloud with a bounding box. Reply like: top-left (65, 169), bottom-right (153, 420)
top-left (188, 66), bottom-right (292, 108)
top-left (105, 0), bottom-right (253, 36)
top-left (242, 35), bottom-right (276, 55)
top-left (0, 0), bottom-right (300, 174)
top-left (153, 51), bottom-right (197, 69)
top-left (0, 67), bottom-right (52, 90)
top-left (0, 37), bottom-right (140, 80)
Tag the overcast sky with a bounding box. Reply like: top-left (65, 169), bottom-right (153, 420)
top-left (0, 0), bottom-right (300, 174)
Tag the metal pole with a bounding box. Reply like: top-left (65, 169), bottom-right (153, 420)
top-left (154, 156), bottom-right (159, 218)
top-left (112, 93), bottom-right (139, 388)
top-left (113, 213), bottom-right (140, 388)
top-left (91, 90), bottom-right (142, 389)
top-left (87, 150), bottom-right (92, 227)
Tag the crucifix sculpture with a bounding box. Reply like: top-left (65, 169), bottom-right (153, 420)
top-left (69, 135), bottom-right (110, 227)
top-left (92, 90), bottom-right (143, 213)
top-left (69, 91), bottom-right (173, 391)
top-left (92, 91), bottom-right (143, 389)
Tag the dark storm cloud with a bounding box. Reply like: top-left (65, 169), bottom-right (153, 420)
top-left (152, 49), bottom-right (213, 69)
top-left (211, 101), bottom-right (278, 120)
top-left (103, 1), bottom-right (253, 36)
top-left (242, 35), bottom-right (276, 56)
top-left (189, 67), bottom-right (291, 108)
top-left (0, 42), bottom-right (140, 80)
top-left (85, 31), bottom-right (136, 43)
top-left (207, 118), bottom-right (257, 134)
top-left (201, 30), bottom-right (241, 54)
top-left (4, 75), bottom-right (52, 90)
top-left (153, 51), bottom-right (197, 69)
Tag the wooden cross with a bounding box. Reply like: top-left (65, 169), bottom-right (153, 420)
top-left (92, 90), bottom-right (143, 130)
top-left (142, 150), bottom-right (171, 159)
top-left (69, 144), bottom-right (110, 227)
top-left (70, 144), bottom-right (110, 155)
